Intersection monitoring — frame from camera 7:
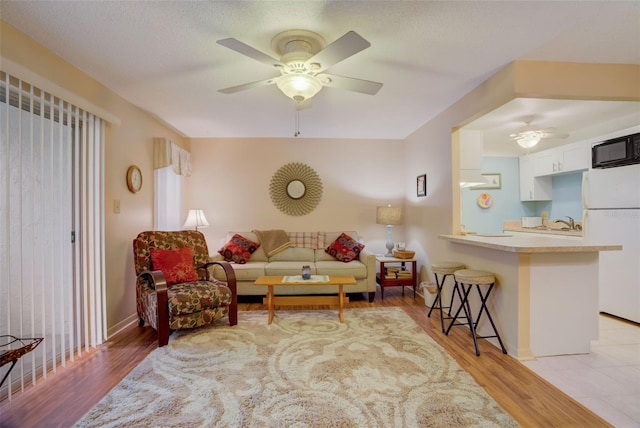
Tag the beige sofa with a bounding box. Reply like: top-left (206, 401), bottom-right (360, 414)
top-left (210, 231), bottom-right (377, 302)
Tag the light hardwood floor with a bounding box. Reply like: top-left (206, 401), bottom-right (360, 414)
top-left (0, 287), bottom-right (611, 427)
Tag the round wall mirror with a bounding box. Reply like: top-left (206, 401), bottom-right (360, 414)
top-left (270, 163), bottom-right (322, 216)
top-left (286, 180), bottom-right (306, 199)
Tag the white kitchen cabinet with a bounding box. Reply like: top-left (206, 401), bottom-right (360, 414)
top-left (533, 142), bottom-right (590, 177)
top-left (558, 142), bottom-right (590, 173)
top-left (533, 151), bottom-right (556, 176)
top-left (520, 155), bottom-right (552, 201)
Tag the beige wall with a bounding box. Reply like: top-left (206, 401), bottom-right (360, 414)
top-left (188, 137), bottom-right (406, 252)
top-left (1, 21), bottom-right (187, 334)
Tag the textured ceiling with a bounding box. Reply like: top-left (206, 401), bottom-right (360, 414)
top-left (1, 1), bottom-right (639, 151)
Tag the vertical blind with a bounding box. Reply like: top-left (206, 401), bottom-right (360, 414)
top-left (0, 71), bottom-right (106, 400)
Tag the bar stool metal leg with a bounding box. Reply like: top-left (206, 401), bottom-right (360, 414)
top-left (428, 273), bottom-right (464, 333)
top-left (445, 269), bottom-right (507, 356)
top-left (472, 283), bottom-right (508, 354)
top-left (428, 262), bottom-right (465, 333)
top-left (445, 282), bottom-right (480, 356)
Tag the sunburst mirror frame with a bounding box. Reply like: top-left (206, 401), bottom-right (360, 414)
top-left (269, 162), bottom-right (323, 216)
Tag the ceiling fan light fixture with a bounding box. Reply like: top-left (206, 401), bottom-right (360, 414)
top-left (516, 131), bottom-right (542, 148)
top-left (516, 135), bottom-right (540, 149)
top-left (276, 74), bottom-right (322, 101)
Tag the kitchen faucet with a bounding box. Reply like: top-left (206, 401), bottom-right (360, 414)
top-left (554, 216), bottom-right (575, 230)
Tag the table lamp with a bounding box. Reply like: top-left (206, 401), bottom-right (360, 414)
top-left (376, 204), bottom-right (403, 257)
top-left (183, 209), bottom-right (209, 231)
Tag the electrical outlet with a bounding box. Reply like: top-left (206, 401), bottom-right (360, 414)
top-left (113, 199), bottom-right (121, 214)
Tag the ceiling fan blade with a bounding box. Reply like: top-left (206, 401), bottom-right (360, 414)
top-left (218, 77), bottom-right (277, 94)
top-left (305, 31), bottom-right (371, 72)
top-left (217, 38), bottom-right (284, 68)
top-left (542, 131), bottom-right (570, 139)
top-left (320, 74), bottom-right (383, 95)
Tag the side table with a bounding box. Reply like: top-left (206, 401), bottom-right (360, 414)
top-left (375, 256), bottom-right (417, 300)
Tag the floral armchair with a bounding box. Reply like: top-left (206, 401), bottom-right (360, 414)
top-left (133, 230), bottom-right (237, 347)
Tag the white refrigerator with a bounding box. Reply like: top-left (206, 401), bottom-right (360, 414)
top-left (582, 163), bottom-right (640, 323)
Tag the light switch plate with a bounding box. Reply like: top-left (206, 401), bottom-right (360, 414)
top-left (113, 199), bottom-right (120, 214)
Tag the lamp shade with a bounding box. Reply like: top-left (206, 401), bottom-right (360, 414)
top-left (376, 205), bottom-right (403, 225)
top-left (183, 209), bottom-right (209, 230)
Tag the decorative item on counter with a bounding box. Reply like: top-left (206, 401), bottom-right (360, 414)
top-left (477, 193), bottom-right (492, 209)
top-left (301, 265), bottom-right (311, 280)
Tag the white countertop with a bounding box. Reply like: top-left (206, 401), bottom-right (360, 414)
top-left (439, 234), bottom-right (621, 253)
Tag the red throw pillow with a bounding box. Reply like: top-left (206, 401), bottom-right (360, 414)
top-left (218, 234), bottom-right (260, 264)
top-left (325, 232), bottom-right (365, 263)
top-left (150, 247), bottom-right (198, 286)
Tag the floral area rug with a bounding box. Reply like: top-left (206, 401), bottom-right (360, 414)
top-left (74, 307), bottom-right (518, 427)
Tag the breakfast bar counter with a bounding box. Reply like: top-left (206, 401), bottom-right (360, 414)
top-left (439, 234), bottom-right (621, 360)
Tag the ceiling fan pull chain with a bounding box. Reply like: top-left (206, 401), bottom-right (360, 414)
top-left (294, 108), bottom-right (301, 137)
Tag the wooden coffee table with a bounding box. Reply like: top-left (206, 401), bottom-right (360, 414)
top-left (253, 275), bottom-right (357, 324)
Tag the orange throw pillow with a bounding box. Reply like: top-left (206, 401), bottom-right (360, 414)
top-left (150, 247), bottom-right (198, 286)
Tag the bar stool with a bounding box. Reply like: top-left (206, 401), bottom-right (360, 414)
top-left (445, 269), bottom-right (507, 356)
top-left (427, 261), bottom-right (465, 333)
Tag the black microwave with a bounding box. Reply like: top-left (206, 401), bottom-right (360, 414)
top-left (592, 132), bottom-right (640, 169)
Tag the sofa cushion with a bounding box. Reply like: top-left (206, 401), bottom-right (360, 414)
top-left (265, 261), bottom-right (317, 277)
top-left (150, 247), bottom-right (198, 286)
top-left (325, 232), bottom-right (365, 263)
top-left (212, 261), bottom-right (267, 282)
top-left (287, 232), bottom-right (321, 249)
top-left (268, 247), bottom-right (315, 262)
top-left (218, 233), bottom-right (260, 264)
top-left (315, 260), bottom-right (368, 280)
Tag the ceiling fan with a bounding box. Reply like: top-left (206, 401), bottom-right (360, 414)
top-left (216, 30), bottom-right (383, 107)
top-left (510, 120), bottom-right (569, 149)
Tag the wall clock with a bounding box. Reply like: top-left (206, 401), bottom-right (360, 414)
top-left (126, 165), bottom-right (143, 193)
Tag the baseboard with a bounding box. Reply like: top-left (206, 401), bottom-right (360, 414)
top-left (108, 313), bottom-right (139, 339)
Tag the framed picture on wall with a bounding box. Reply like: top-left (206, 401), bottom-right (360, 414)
top-left (417, 174), bottom-right (427, 197)
top-left (473, 173), bottom-right (501, 189)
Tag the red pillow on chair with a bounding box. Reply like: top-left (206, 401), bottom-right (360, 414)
top-left (150, 247), bottom-right (198, 286)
